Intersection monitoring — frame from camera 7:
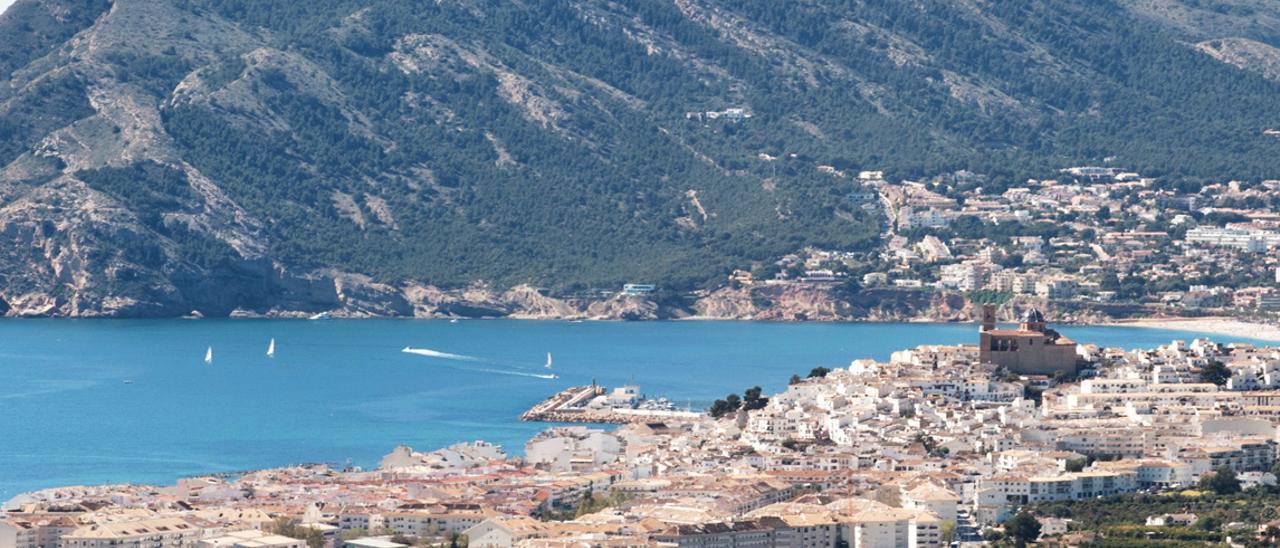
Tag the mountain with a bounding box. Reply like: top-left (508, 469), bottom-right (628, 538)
top-left (1, 0), bottom-right (1278, 317)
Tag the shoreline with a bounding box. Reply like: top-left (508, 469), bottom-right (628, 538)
top-left (1099, 316), bottom-right (1280, 343)
top-left (4, 313), bottom-right (1279, 340)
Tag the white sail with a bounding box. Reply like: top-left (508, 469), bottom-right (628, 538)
top-left (545, 352), bottom-right (553, 369)
top-left (205, 346), bottom-right (213, 364)
top-left (267, 338), bottom-right (276, 358)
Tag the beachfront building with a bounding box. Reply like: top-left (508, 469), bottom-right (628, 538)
top-left (622, 284), bottom-right (656, 296)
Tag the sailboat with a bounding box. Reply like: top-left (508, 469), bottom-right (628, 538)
top-left (545, 352), bottom-right (553, 370)
top-left (267, 338), bottom-right (276, 358)
top-left (204, 346), bottom-right (213, 364)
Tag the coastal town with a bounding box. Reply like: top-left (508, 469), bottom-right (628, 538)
top-left (9, 2), bottom-right (1280, 548)
top-left (10, 307), bottom-right (1280, 547)
top-left (715, 166), bottom-right (1280, 328)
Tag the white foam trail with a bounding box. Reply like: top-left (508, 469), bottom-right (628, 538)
top-left (468, 366), bottom-right (558, 380)
top-left (0, 379), bottom-right (99, 400)
top-left (402, 346), bottom-right (480, 362)
top-left (401, 347), bottom-right (557, 380)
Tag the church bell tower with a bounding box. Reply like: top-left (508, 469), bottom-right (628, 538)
top-left (980, 304), bottom-right (996, 332)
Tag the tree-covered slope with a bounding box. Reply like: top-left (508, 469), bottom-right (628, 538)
top-left (0, 0), bottom-right (1278, 316)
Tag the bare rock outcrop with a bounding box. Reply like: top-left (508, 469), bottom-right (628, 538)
top-left (330, 272), bottom-right (412, 317)
top-left (401, 283), bottom-right (510, 319)
top-left (0, 176), bottom-right (186, 317)
top-left (503, 284), bottom-right (582, 319)
top-left (1195, 37), bottom-right (1280, 83)
top-left (693, 286), bottom-right (758, 319)
top-left (586, 295), bottom-right (659, 321)
top-left (695, 284), bottom-right (852, 321)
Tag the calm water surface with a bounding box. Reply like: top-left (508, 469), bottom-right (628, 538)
top-left (0, 319), bottom-right (1265, 498)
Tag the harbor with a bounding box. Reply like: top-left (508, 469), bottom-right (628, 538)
top-left (520, 384), bottom-right (704, 424)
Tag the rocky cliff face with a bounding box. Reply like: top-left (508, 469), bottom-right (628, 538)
top-left (694, 285), bottom-right (849, 321)
top-left (0, 0), bottom-right (274, 317)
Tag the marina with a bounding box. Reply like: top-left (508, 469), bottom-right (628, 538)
top-left (520, 384), bottom-right (703, 424)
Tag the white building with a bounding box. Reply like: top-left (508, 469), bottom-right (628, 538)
top-left (61, 518), bottom-right (210, 548)
top-left (196, 531), bottom-right (304, 548)
top-left (464, 517), bottom-right (554, 548)
top-left (899, 208), bottom-right (951, 230)
top-left (902, 483), bottom-right (960, 522)
top-left (975, 470), bottom-right (1137, 524)
top-left (940, 264), bottom-right (982, 291)
top-left (1185, 226), bottom-right (1278, 252)
top-left (525, 427), bottom-right (623, 472)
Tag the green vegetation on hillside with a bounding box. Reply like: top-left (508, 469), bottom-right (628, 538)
top-left (0, 0), bottom-right (112, 78)
top-left (966, 290), bottom-right (1013, 306)
top-left (4, 0), bottom-right (1280, 296)
top-left (0, 74), bottom-right (94, 167)
top-left (167, 0), bottom-right (1280, 290)
top-left (159, 0), bottom-right (884, 289)
top-left (77, 162), bottom-right (239, 270)
top-left (1031, 487), bottom-right (1280, 547)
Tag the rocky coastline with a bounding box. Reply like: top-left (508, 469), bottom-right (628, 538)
top-left (0, 267), bottom-right (1162, 323)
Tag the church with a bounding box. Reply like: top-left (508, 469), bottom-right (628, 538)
top-left (978, 305), bottom-right (1079, 375)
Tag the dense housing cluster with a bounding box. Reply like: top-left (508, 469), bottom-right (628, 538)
top-left (748, 168), bottom-right (1280, 321)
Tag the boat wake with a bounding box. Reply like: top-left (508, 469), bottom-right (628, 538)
top-left (401, 347), bottom-right (557, 380)
top-left (465, 366), bottom-right (558, 380)
top-left (401, 346), bottom-right (481, 362)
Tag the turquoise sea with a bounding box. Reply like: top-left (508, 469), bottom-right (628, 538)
top-left (0, 319), bottom-right (1267, 499)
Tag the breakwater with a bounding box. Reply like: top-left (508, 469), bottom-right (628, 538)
top-left (520, 385), bottom-right (703, 424)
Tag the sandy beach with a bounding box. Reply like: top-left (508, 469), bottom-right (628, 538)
top-left (1103, 317), bottom-right (1280, 343)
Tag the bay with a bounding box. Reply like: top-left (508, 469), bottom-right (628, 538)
top-left (0, 318), bottom-right (1264, 499)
